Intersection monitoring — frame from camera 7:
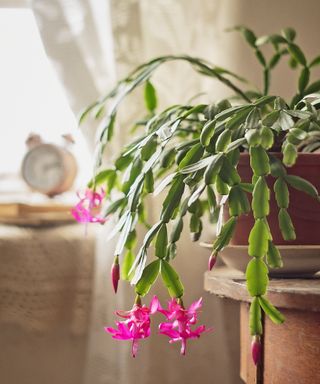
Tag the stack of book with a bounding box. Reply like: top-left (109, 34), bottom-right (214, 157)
top-left (0, 194), bottom-right (75, 226)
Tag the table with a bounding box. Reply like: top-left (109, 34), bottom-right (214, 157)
top-left (204, 267), bottom-right (320, 384)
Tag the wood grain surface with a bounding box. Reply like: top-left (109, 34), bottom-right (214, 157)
top-left (204, 268), bottom-right (320, 311)
top-left (205, 267), bottom-right (320, 384)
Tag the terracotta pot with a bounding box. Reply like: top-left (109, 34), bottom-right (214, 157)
top-left (227, 153), bottom-right (320, 245)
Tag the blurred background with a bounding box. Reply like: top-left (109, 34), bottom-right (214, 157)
top-left (0, 1), bottom-right (320, 383)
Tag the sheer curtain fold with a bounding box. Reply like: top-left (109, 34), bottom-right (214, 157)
top-left (32, 0), bottom-right (116, 149)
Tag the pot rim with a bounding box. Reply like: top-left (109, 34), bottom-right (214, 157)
top-left (200, 242), bottom-right (320, 250)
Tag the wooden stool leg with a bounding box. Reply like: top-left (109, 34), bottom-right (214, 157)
top-left (240, 303), bottom-right (320, 384)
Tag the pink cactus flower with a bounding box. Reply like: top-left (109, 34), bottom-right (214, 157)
top-left (251, 335), bottom-right (262, 365)
top-left (71, 188), bottom-right (106, 224)
top-left (111, 256), bottom-right (120, 293)
top-left (158, 297), bottom-right (212, 355)
top-left (105, 296), bottom-right (160, 357)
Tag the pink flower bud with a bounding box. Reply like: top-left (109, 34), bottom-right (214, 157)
top-left (111, 256), bottom-right (120, 293)
top-left (251, 335), bottom-right (261, 366)
top-left (208, 253), bottom-right (217, 270)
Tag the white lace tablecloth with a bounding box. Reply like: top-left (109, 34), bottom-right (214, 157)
top-left (0, 224), bottom-right (95, 384)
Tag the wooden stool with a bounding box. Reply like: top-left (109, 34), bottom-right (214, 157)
top-left (204, 268), bottom-right (320, 384)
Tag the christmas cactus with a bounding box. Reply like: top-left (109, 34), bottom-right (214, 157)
top-left (76, 27), bottom-right (320, 362)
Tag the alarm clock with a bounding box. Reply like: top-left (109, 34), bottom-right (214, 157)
top-left (21, 134), bottom-right (77, 197)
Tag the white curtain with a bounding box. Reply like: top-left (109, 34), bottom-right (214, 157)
top-left (32, 0), bottom-right (116, 149)
top-left (31, 1), bottom-right (320, 384)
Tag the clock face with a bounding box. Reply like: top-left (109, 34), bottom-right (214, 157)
top-left (22, 144), bottom-right (65, 193)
